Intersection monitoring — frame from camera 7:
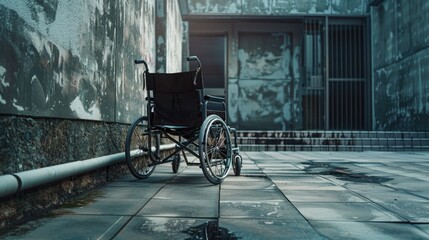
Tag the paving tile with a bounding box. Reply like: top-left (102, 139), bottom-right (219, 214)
top-left (414, 224), bottom-right (429, 235)
top-left (137, 199), bottom-right (218, 218)
top-left (3, 215), bottom-right (130, 240)
top-left (343, 184), bottom-right (429, 203)
top-left (219, 218), bottom-right (323, 240)
top-left (168, 174), bottom-right (212, 184)
top-left (257, 163), bottom-right (301, 170)
top-left (220, 189), bottom-right (287, 202)
top-left (244, 152), bottom-right (272, 159)
top-left (153, 184), bottom-right (219, 201)
top-left (269, 175), bottom-right (329, 183)
top-left (292, 202), bottom-right (404, 222)
top-left (97, 185), bottom-right (162, 199)
top-left (112, 173), bottom-right (176, 185)
top-left (274, 181), bottom-right (347, 191)
top-left (221, 177), bottom-right (276, 190)
top-left (282, 189), bottom-right (367, 203)
top-left (3, 151), bottom-right (429, 240)
top-left (384, 179), bottom-right (429, 192)
top-left (59, 197), bottom-right (149, 216)
top-left (220, 200), bottom-right (303, 220)
top-left (115, 217), bottom-right (214, 240)
top-left (377, 201), bottom-right (429, 222)
top-left (237, 165), bottom-right (265, 175)
top-left (310, 221), bottom-right (429, 240)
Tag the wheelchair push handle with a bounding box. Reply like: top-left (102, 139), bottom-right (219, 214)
top-left (187, 56), bottom-right (202, 85)
top-left (134, 59), bottom-right (149, 72)
top-left (187, 56), bottom-right (202, 69)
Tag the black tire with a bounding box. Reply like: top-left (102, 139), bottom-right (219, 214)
top-left (171, 154), bottom-right (180, 173)
top-left (233, 154), bottom-right (242, 176)
top-left (199, 115), bottom-right (232, 184)
top-left (125, 116), bottom-right (160, 179)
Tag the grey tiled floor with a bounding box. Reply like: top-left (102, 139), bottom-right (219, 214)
top-left (2, 151), bottom-right (429, 239)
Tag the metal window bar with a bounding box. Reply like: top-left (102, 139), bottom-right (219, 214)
top-left (328, 21), bottom-right (366, 130)
top-left (303, 18), bottom-right (324, 130)
top-left (303, 17), bottom-right (367, 131)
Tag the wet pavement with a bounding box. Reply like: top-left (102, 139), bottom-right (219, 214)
top-left (2, 151), bottom-right (429, 239)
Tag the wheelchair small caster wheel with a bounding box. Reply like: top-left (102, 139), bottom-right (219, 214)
top-left (172, 154), bottom-right (180, 173)
top-left (233, 154), bottom-right (242, 176)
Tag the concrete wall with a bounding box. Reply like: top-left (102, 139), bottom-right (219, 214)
top-left (187, 0), bottom-right (368, 130)
top-left (166, 0), bottom-right (183, 73)
top-left (0, 116), bottom-right (131, 230)
top-left (156, 0), bottom-right (183, 73)
top-left (0, 0), bottom-right (157, 124)
top-left (0, 0), bottom-right (156, 178)
top-left (0, 0), bottom-right (184, 173)
top-left (187, 0), bottom-right (367, 15)
top-left (0, 0), bottom-right (183, 229)
top-left (0, 116), bottom-right (128, 175)
top-left (229, 27), bottom-right (303, 130)
top-left (371, 0), bottom-right (429, 130)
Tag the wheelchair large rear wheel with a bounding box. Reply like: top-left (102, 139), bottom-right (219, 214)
top-left (125, 116), bottom-right (160, 179)
top-left (199, 115), bottom-right (232, 184)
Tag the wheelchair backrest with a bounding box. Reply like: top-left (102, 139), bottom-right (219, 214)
top-left (145, 70), bottom-right (204, 128)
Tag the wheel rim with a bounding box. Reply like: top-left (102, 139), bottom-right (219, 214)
top-left (200, 116), bottom-right (231, 184)
top-left (125, 117), bottom-right (159, 179)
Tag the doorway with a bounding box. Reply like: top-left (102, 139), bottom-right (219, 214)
top-left (189, 35), bottom-right (226, 96)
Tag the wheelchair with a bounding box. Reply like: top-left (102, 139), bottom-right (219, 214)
top-left (125, 56), bottom-right (242, 184)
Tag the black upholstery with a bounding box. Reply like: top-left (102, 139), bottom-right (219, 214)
top-left (145, 71), bottom-right (204, 129)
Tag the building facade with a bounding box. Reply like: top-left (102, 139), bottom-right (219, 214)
top-left (184, 0), bottom-right (429, 131)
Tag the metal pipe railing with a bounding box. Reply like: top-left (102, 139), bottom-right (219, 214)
top-left (0, 143), bottom-right (176, 199)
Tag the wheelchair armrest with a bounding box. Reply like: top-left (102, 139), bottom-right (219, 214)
top-left (204, 95), bottom-right (225, 102)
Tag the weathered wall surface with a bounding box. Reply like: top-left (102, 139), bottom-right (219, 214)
top-left (187, 0), bottom-right (368, 130)
top-left (187, 0), bottom-right (367, 15)
top-left (166, 0), bottom-right (183, 73)
top-left (0, 0), bottom-right (182, 230)
top-left (0, 0), bottom-right (156, 123)
top-left (156, 0), bottom-right (183, 73)
top-left (0, 116), bottom-right (127, 175)
top-left (372, 0), bottom-right (429, 130)
top-left (229, 31), bottom-right (302, 130)
top-left (0, 115), bottom-right (177, 231)
top-left (0, 115), bottom-right (131, 230)
top-left (0, 0), bottom-right (185, 173)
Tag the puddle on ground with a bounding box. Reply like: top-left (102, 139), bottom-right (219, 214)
top-left (183, 221), bottom-right (240, 240)
top-left (303, 161), bottom-right (392, 183)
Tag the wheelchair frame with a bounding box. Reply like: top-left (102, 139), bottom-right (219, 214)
top-left (125, 56), bottom-right (242, 184)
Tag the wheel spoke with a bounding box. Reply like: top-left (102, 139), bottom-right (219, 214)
top-left (199, 117), bottom-right (232, 184)
top-left (125, 117), bottom-right (159, 179)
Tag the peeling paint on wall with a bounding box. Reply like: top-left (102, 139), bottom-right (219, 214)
top-left (0, 0), bottom-right (161, 124)
top-left (372, 0), bottom-right (429, 130)
top-left (187, 0), bottom-right (366, 15)
top-left (115, 0), bottom-right (156, 123)
top-left (188, 0), bottom-right (241, 14)
top-left (374, 50), bottom-right (429, 130)
top-left (166, 0), bottom-right (183, 73)
top-left (229, 32), bottom-right (302, 130)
